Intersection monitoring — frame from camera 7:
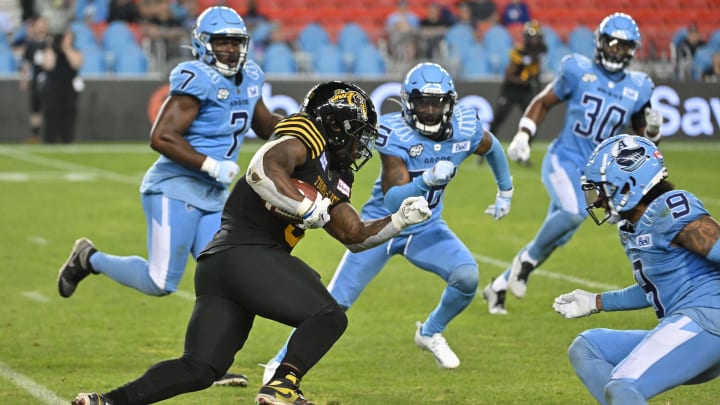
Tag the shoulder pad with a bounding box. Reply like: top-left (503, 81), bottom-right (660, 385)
top-left (274, 114), bottom-right (326, 159)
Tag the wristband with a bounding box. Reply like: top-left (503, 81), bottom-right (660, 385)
top-left (201, 156), bottom-right (217, 173)
top-left (518, 117), bottom-right (537, 138)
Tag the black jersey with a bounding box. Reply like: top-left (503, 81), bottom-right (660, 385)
top-left (202, 114), bottom-right (355, 253)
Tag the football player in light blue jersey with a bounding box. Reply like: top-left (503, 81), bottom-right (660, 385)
top-left (483, 12), bottom-right (665, 314)
top-left (553, 135), bottom-right (720, 404)
top-left (262, 62), bottom-right (513, 378)
top-left (57, 6), bottom-right (282, 386)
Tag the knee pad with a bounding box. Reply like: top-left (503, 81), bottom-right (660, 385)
top-left (448, 264), bottom-right (478, 294)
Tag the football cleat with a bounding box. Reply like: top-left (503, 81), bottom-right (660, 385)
top-left (414, 321), bottom-right (460, 369)
top-left (482, 282), bottom-right (508, 315)
top-left (508, 253), bottom-right (535, 299)
top-left (213, 372), bottom-right (249, 387)
top-left (260, 358), bottom-right (281, 385)
top-left (58, 238), bottom-right (97, 298)
top-left (256, 373), bottom-right (314, 405)
top-left (72, 392), bottom-right (113, 405)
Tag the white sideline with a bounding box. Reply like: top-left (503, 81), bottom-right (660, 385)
top-left (0, 360), bottom-right (67, 405)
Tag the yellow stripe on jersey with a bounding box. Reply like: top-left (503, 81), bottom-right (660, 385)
top-left (275, 115), bottom-right (326, 159)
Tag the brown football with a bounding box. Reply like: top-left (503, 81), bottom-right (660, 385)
top-left (264, 178), bottom-right (319, 223)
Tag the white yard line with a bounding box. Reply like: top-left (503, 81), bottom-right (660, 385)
top-left (0, 360), bottom-right (67, 405)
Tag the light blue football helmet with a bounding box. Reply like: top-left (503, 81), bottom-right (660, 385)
top-left (400, 62), bottom-right (457, 141)
top-left (191, 6), bottom-right (250, 76)
top-left (582, 135), bottom-right (667, 225)
top-left (594, 12), bottom-right (641, 72)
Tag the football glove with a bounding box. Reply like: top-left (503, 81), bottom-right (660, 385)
top-left (300, 193), bottom-right (332, 229)
top-left (507, 131), bottom-right (531, 164)
top-left (644, 107), bottom-right (663, 142)
top-left (422, 160), bottom-right (455, 187)
top-left (391, 196), bottom-right (431, 229)
top-left (201, 157), bottom-right (240, 185)
top-left (552, 289), bottom-right (599, 318)
top-left (484, 188), bottom-right (513, 220)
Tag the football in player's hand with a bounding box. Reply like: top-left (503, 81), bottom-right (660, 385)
top-left (265, 178), bottom-right (319, 223)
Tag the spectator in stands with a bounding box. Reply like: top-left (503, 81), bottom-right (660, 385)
top-left (702, 51), bottom-right (720, 82)
top-left (170, 0), bottom-right (199, 31)
top-left (108, 0), bottom-right (142, 23)
top-left (675, 22), bottom-right (706, 82)
top-left (385, 0), bottom-right (421, 64)
top-left (41, 29), bottom-right (83, 143)
top-left (419, 2), bottom-right (456, 58)
top-left (20, 16), bottom-right (50, 144)
top-left (35, 0), bottom-right (73, 35)
top-left (462, 0), bottom-right (498, 28)
top-left (243, 0), bottom-right (268, 33)
top-left (20, 0), bottom-right (35, 22)
top-left (142, 0), bottom-right (187, 60)
top-left (500, 0), bottom-right (530, 26)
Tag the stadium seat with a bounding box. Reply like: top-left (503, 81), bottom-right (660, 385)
top-left (567, 26), bottom-right (595, 59)
top-left (312, 44), bottom-right (345, 76)
top-left (482, 26), bottom-right (513, 74)
top-left (337, 22), bottom-right (371, 67)
top-left (543, 44), bottom-right (571, 76)
top-left (296, 23), bottom-right (331, 57)
top-left (70, 21), bottom-right (100, 52)
top-left (350, 43), bottom-right (385, 77)
top-left (459, 44), bottom-right (492, 79)
top-left (262, 42), bottom-right (297, 75)
top-left (0, 46), bottom-right (17, 74)
top-left (444, 23), bottom-right (476, 60)
top-left (113, 43), bottom-right (148, 76)
top-left (692, 45), bottom-right (714, 80)
top-left (541, 25), bottom-right (564, 52)
top-left (79, 45), bottom-right (106, 76)
top-left (708, 28), bottom-right (720, 51)
top-left (102, 21), bottom-right (140, 68)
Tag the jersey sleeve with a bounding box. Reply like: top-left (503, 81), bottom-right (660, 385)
top-left (168, 61), bottom-right (213, 102)
top-left (652, 191), bottom-right (710, 241)
top-left (552, 54), bottom-right (583, 100)
top-left (376, 114), bottom-right (411, 161)
top-left (274, 115), bottom-right (327, 159)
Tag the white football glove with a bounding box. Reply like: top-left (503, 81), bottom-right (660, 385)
top-left (299, 193), bottom-right (332, 229)
top-left (201, 157), bottom-right (240, 185)
top-left (507, 131), bottom-right (531, 163)
top-left (391, 196), bottom-right (431, 229)
top-left (644, 107), bottom-right (663, 142)
top-left (422, 160), bottom-right (455, 187)
top-left (552, 289), bottom-right (599, 319)
top-left (484, 188), bottom-right (513, 220)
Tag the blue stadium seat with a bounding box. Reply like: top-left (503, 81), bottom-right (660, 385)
top-left (0, 46), bottom-right (17, 74)
top-left (544, 44), bottom-right (571, 76)
top-left (338, 22), bottom-right (370, 57)
top-left (102, 21), bottom-right (138, 64)
top-left (692, 45), bottom-right (714, 80)
top-left (262, 42), bottom-right (297, 75)
top-left (350, 44), bottom-right (385, 77)
top-left (313, 44), bottom-right (345, 76)
top-left (79, 45), bottom-right (106, 76)
top-left (113, 43), bottom-right (148, 76)
top-left (541, 25), bottom-right (563, 52)
top-left (444, 23), bottom-right (476, 60)
top-left (567, 26), bottom-right (595, 59)
top-left (460, 44), bottom-right (491, 79)
top-left (482, 25), bottom-right (513, 74)
top-left (296, 23), bottom-right (331, 57)
top-left (70, 21), bottom-right (100, 52)
top-left (708, 28), bottom-right (720, 51)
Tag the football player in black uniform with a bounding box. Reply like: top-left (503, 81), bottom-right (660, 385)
top-left (71, 81), bottom-right (432, 405)
top-left (488, 20), bottom-right (547, 163)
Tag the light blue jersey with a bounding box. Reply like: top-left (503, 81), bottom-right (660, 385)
top-left (549, 54), bottom-right (654, 167)
top-left (612, 190), bottom-right (720, 332)
top-left (88, 60), bottom-right (268, 295)
top-left (569, 190), bottom-right (720, 404)
top-left (140, 59), bottom-right (265, 211)
top-left (362, 105), bottom-right (484, 232)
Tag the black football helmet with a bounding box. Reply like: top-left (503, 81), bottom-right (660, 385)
top-left (301, 81), bottom-right (378, 171)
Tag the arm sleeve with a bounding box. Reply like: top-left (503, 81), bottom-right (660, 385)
top-left (600, 284), bottom-right (651, 312)
top-left (484, 133), bottom-right (513, 191)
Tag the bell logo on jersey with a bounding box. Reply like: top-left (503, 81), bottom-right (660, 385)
top-left (409, 144), bottom-right (424, 157)
top-left (623, 87), bottom-right (639, 101)
top-left (217, 88), bottom-right (230, 100)
top-left (452, 141), bottom-right (471, 153)
top-left (636, 234), bottom-right (653, 248)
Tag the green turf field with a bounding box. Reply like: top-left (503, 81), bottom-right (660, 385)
top-left (1, 141), bottom-right (719, 405)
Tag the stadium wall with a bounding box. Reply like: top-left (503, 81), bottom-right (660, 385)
top-left (0, 79), bottom-right (718, 142)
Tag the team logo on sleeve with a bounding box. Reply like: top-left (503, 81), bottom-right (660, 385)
top-left (248, 85), bottom-right (259, 98)
top-left (409, 144), bottom-right (424, 157)
top-left (217, 88), bottom-right (229, 100)
top-left (581, 73), bottom-right (598, 82)
top-left (636, 234), bottom-right (653, 248)
top-left (622, 87), bottom-right (639, 101)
